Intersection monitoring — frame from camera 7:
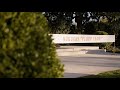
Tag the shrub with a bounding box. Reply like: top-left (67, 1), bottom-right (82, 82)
top-left (95, 31), bottom-right (112, 49)
top-left (111, 47), bottom-right (120, 53)
top-left (95, 31), bottom-right (108, 35)
top-left (0, 12), bottom-right (64, 78)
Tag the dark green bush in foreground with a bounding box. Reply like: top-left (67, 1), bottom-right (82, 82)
top-left (0, 12), bottom-right (64, 78)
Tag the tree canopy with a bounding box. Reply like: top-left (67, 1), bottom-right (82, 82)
top-left (0, 12), bottom-right (64, 78)
top-left (44, 12), bottom-right (120, 47)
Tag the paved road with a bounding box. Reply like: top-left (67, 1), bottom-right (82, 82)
top-left (59, 54), bottom-right (120, 78)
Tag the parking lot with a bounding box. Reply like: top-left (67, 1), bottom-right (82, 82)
top-left (59, 54), bottom-right (120, 78)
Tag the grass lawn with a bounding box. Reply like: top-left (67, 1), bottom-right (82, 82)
top-left (80, 69), bottom-right (120, 78)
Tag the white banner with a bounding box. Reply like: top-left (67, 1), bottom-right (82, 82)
top-left (51, 34), bottom-right (115, 43)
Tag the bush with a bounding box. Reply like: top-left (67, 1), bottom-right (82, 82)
top-left (95, 31), bottom-right (112, 49)
top-left (95, 31), bottom-right (108, 35)
top-left (110, 47), bottom-right (120, 53)
top-left (0, 12), bottom-right (64, 78)
top-left (113, 47), bottom-right (120, 53)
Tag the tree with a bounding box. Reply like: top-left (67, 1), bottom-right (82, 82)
top-left (70, 25), bottom-right (78, 34)
top-left (94, 12), bottom-right (120, 35)
top-left (83, 22), bottom-right (96, 34)
top-left (54, 19), bottom-right (71, 34)
top-left (75, 12), bottom-right (84, 34)
top-left (0, 12), bottom-right (64, 78)
top-left (44, 12), bottom-right (73, 34)
top-left (75, 12), bottom-right (99, 34)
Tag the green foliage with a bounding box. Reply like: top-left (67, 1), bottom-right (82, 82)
top-left (95, 31), bottom-right (112, 49)
top-left (44, 12), bottom-right (73, 34)
top-left (81, 69), bottom-right (120, 78)
top-left (84, 22), bottom-right (96, 34)
top-left (107, 46), bottom-right (120, 53)
top-left (75, 12), bottom-right (85, 34)
top-left (112, 47), bottom-right (120, 53)
top-left (70, 25), bottom-right (78, 34)
top-left (95, 31), bottom-right (108, 35)
top-left (0, 12), bottom-right (64, 78)
top-left (51, 20), bottom-right (71, 34)
top-left (44, 12), bottom-right (120, 49)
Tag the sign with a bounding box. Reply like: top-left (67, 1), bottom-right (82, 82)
top-left (51, 34), bottom-right (115, 44)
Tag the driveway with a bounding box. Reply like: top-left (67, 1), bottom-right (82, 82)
top-left (59, 54), bottom-right (120, 78)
